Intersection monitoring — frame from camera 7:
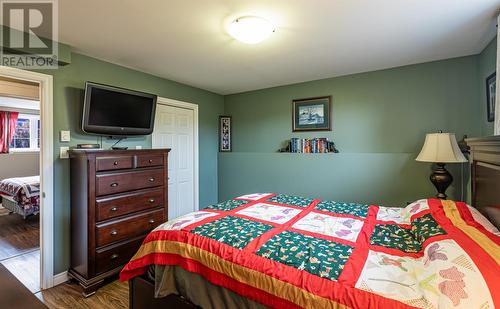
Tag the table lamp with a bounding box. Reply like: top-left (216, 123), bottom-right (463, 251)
top-left (416, 132), bottom-right (467, 199)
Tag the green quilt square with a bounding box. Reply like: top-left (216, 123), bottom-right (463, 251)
top-left (191, 216), bottom-right (273, 249)
top-left (266, 194), bottom-right (313, 207)
top-left (256, 230), bottom-right (353, 281)
top-left (411, 213), bottom-right (447, 243)
top-left (370, 214), bottom-right (447, 253)
top-left (315, 201), bottom-right (369, 218)
top-left (204, 199), bottom-right (249, 211)
top-left (370, 224), bottom-right (421, 253)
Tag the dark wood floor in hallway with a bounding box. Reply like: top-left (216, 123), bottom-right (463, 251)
top-left (0, 207), bottom-right (39, 260)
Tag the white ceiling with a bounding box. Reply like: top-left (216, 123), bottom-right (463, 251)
top-left (58, 0), bottom-right (500, 95)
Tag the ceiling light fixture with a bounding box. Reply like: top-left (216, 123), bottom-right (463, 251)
top-left (227, 16), bottom-right (275, 44)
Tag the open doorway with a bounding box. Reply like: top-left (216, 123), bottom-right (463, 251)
top-left (0, 77), bottom-right (41, 293)
top-left (0, 67), bottom-right (54, 293)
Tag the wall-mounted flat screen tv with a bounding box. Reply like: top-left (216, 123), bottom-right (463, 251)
top-left (82, 82), bottom-right (157, 136)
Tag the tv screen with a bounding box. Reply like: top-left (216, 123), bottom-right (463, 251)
top-left (82, 82), bottom-right (157, 136)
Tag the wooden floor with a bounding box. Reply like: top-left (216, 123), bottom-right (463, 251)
top-left (36, 279), bottom-right (129, 309)
top-left (0, 207), bottom-right (41, 293)
top-left (0, 206), bottom-right (129, 308)
top-left (2, 249), bottom-right (40, 292)
top-left (0, 207), bottom-right (39, 260)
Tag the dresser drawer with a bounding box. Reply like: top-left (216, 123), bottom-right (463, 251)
top-left (96, 169), bottom-right (164, 196)
top-left (95, 237), bottom-right (144, 274)
top-left (96, 156), bottom-right (134, 172)
top-left (136, 154), bottom-right (164, 168)
top-left (96, 188), bottom-right (164, 221)
top-left (96, 209), bottom-right (164, 247)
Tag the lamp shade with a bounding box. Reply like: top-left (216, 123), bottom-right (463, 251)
top-left (415, 133), bottom-right (467, 163)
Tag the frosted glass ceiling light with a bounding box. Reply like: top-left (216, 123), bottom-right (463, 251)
top-left (228, 16), bottom-right (275, 44)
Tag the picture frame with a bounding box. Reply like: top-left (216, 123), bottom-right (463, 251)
top-left (292, 96), bottom-right (331, 131)
top-left (219, 116), bottom-right (232, 152)
top-left (486, 72), bottom-right (496, 122)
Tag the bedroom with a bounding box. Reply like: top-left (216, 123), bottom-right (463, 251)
top-left (0, 1), bottom-right (498, 309)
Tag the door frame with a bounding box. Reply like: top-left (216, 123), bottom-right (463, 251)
top-left (0, 66), bottom-right (54, 289)
top-left (154, 97), bottom-right (199, 212)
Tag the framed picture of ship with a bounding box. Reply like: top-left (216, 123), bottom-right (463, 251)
top-left (292, 96), bottom-right (331, 131)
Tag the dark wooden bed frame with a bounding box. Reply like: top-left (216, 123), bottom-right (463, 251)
top-left (129, 274), bottom-right (197, 309)
top-left (466, 136), bottom-right (500, 228)
top-left (128, 135), bottom-right (500, 309)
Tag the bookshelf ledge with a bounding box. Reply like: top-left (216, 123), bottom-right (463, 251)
top-left (278, 138), bottom-right (340, 154)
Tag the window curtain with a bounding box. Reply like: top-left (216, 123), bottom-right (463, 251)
top-left (0, 111), bottom-right (19, 153)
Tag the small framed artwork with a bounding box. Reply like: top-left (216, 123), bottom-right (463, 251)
top-left (219, 116), bottom-right (232, 152)
top-left (292, 96), bottom-right (331, 131)
top-left (486, 72), bottom-right (496, 122)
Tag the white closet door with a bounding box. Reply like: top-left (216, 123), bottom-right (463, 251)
top-left (152, 104), bottom-right (195, 219)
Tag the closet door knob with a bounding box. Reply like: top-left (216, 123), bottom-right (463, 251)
top-left (110, 230), bottom-right (118, 236)
top-left (110, 182), bottom-right (118, 187)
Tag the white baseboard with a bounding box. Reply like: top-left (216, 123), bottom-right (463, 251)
top-left (53, 271), bottom-right (69, 286)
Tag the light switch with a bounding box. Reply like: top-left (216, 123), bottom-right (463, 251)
top-left (60, 146), bottom-right (69, 159)
top-left (60, 130), bottom-right (70, 142)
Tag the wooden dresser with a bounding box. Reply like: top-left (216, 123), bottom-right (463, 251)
top-left (68, 148), bottom-right (170, 296)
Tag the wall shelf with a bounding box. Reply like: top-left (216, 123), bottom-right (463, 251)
top-left (280, 138), bottom-right (339, 154)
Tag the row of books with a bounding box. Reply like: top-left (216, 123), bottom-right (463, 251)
top-left (289, 138), bottom-right (339, 153)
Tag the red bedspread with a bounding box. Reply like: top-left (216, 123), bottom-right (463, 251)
top-left (121, 193), bottom-right (500, 309)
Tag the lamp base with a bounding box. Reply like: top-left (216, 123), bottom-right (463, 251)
top-left (430, 163), bottom-right (453, 199)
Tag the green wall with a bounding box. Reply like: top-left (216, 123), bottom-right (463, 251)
top-left (478, 37), bottom-right (497, 136)
top-left (3, 34), bottom-right (495, 276)
top-left (221, 56), bottom-right (482, 206)
top-left (42, 53), bottom-right (223, 274)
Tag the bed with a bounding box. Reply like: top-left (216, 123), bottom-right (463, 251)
top-left (121, 136), bottom-right (500, 309)
top-left (0, 176), bottom-right (40, 219)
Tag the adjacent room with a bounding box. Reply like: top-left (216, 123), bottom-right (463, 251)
top-left (0, 77), bottom-right (41, 294)
top-left (0, 1), bottom-right (498, 309)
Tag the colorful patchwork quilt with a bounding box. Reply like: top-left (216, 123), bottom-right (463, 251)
top-left (120, 193), bottom-right (500, 309)
top-left (0, 176), bottom-right (40, 217)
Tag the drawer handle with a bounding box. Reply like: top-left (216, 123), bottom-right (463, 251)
top-left (148, 159), bottom-right (153, 163)
top-left (113, 161), bottom-right (119, 166)
top-left (149, 178), bottom-right (155, 182)
top-left (148, 199), bottom-right (155, 203)
top-left (110, 182), bottom-right (118, 187)
top-left (110, 230), bottom-right (118, 236)
top-left (110, 206), bottom-right (118, 212)
top-left (110, 254), bottom-right (119, 260)
top-left (149, 219), bottom-right (155, 224)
